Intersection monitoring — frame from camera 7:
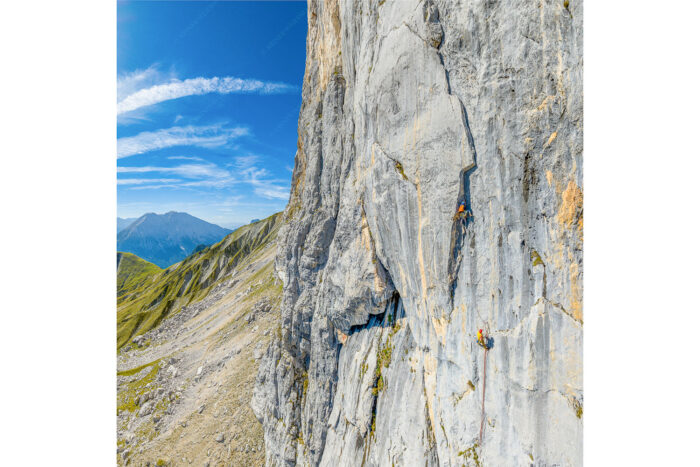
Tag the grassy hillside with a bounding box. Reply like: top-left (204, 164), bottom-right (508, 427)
top-left (116, 213), bottom-right (282, 350)
top-left (117, 252), bottom-right (162, 298)
top-left (117, 215), bottom-right (283, 466)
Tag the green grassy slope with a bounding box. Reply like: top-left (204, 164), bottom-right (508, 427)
top-left (117, 252), bottom-right (162, 298)
top-left (116, 213), bottom-right (282, 350)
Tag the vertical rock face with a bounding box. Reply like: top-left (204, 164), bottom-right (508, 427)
top-left (253, 0), bottom-right (582, 465)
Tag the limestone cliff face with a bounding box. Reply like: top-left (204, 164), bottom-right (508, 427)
top-left (253, 0), bottom-right (583, 465)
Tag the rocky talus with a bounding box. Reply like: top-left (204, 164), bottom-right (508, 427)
top-left (253, 1), bottom-right (583, 466)
top-left (116, 217), bottom-right (284, 466)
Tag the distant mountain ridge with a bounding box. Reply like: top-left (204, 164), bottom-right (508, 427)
top-left (117, 217), bottom-right (137, 233)
top-left (116, 211), bottom-right (232, 268)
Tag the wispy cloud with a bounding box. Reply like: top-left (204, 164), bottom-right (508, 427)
top-left (117, 66), bottom-right (175, 102)
top-left (117, 67), bottom-right (173, 125)
top-left (117, 124), bottom-right (248, 159)
top-left (253, 184), bottom-right (290, 200)
top-left (239, 165), bottom-right (290, 201)
top-left (119, 158), bottom-right (290, 200)
top-left (126, 177), bottom-right (237, 190)
top-left (117, 75), bottom-right (295, 115)
top-left (167, 155), bottom-right (204, 161)
top-left (233, 155), bottom-right (259, 169)
top-left (117, 178), bottom-right (181, 185)
top-left (118, 163), bottom-right (229, 179)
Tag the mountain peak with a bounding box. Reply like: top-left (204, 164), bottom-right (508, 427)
top-left (117, 212), bottom-right (232, 268)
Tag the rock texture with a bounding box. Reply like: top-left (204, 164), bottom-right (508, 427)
top-left (254, 0), bottom-right (582, 465)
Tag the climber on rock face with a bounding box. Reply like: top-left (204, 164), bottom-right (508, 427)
top-left (455, 200), bottom-right (473, 228)
top-left (477, 328), bottom-right (492, 349)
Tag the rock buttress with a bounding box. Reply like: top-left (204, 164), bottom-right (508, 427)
top-left (253, 1), bottom-right (583, 465)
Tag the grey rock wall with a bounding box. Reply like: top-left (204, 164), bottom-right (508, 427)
top-left (253, 0), bottom-right (583, 465)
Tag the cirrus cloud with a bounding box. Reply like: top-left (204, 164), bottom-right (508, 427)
top-left (118, 75), bottom-right (295, 115)
top-left (117, 124), bottom-right (248, 159)
top-left (117, 178), bottom-right (181, 185)
top-left (119, 156), bottom-right (290, 201)
top-left (117, 163), bottom-right (229, 179)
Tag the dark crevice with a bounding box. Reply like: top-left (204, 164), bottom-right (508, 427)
top-left (346, 292), bottom-right (402, 337)
top-left (347, 311), bottom-right (385, 336)
top-left (448, 163), bottom-right (477, 302)
top-left (392, 290), bottom-right (401, 318)
top-left (447, 99), bottom-right (479, 305)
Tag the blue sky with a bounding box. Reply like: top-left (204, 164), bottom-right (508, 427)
top-left (117, 1), bottom-right (307, 228)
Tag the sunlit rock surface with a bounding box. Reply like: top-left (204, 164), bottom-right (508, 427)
top-left (253, 0), bottom-right (583, 465)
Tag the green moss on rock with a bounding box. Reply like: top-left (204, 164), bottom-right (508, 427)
top-left (531, 250), bottom-right (544, 267)
top-left (394, 161), bottom-right (408, 180)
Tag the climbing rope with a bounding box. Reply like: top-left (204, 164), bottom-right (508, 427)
top-left (479, 343), bottom-right (487, 444)
top-left (477, 328), bottom-right (492, 444)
